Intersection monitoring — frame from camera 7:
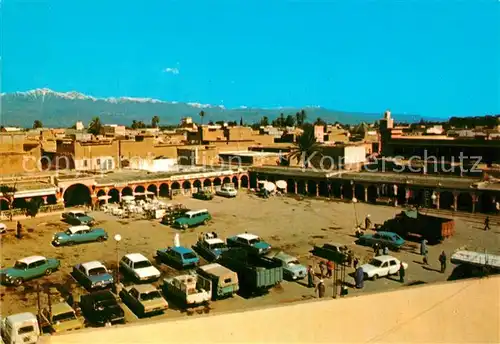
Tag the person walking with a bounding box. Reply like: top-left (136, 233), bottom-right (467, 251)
top-left (439, 251), bottom-right (447, 273)
top-left (315, 279), bottom-right (326, 298)
top-left (373, 243), bottom-right (379, 255)
top-left (353, 257), bottom-right (359, 270)
top-left (16, 221), bottom-right (22, 239)
top-left (365, 215), bottom-right (372, 230)
top-left (383, 246), bottom-right (389, 255)
top-left (484, 216), bottom-right (490, 231)
top-left (326, 260), bottom-right (334, 278)
top-left (420, 239), bottom-right (428, 264)
top-left (319, 261), bottom-right (325, 279)
top-left (307, 265), bottom-right (315, 288)
top-left (399, 262), bottom-right (405, 283)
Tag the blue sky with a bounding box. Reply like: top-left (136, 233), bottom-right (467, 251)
top-left (2, 0), bottom-right (499, 118)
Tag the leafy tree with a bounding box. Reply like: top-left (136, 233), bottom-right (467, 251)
top-left (33, 120), bottom-right (43, 129)
top-left (285, 115), bottom-right (296, 127)
top-left (295, 110), bottom-right (307, 127)
top-left (199, 110), bottom-right (205, 125)
top-left (208, 120), bottom-right (215, 125)
top-left (26, 198), bottom-right (43, 218)
top-left (88, 117), bottom-right (102, 136)
top-left (314, 117), bottom-right (326, 126)
top-left (260, 116), bottom-right (269, 126)
top-left (0, 185), bottom-right (17, 220)
top-left (288, 123), bottom-right (322, 168)
top-left (240, 117), bottom-right (243, 126)
top-left (131, 120), bottom-right (146, 129)
top-left (151, 115), bottom-right (160, 128)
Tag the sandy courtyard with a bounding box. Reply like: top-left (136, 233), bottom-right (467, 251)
top-left (1, 191), bottom-right (499, 321)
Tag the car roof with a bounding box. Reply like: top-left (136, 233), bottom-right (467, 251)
top-left (69, 210), bottom-right (86, 215)
top-left (377, 231), bottom-right (398, 236)
top-left (205, 238), bottom-right (225, 245)
top-left (171, 246), bottom-right (194, 254)
top-left (130, 284), bottom-right (157, 293)
top-left (185, 209), bottom-right (208, 216)
top-left (125, 253), bottom-right (149, 262)
top-left (18, 256), bottom-right (46, 265)
top-left (81, 261), bottom-right (106, 271)
top-left (372, 255), bottom-right (397, 262)
top-left (236, 233), bottom-right (259, 240)
top-left (273, 252), bottom-right (296, 261)
top-left (199, 263), bottom-right (234, 277)
top-left (51, 302), bottom-right (74, 314)
top-left (68, 225), bottom-right (91, 234)
top-left (6, 312), bottom-right (37, 323)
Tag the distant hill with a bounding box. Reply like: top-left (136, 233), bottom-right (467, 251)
top-left (0, 88), bottom-right (423, 128)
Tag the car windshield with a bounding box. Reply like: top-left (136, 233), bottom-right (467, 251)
top-left (13, 261), bottom-right (28, 270)
top-left (18, 325), bottom-right (35, 334)
top-left (134, 261), bottom-right (152, 269)
top-left (88, 267), bottom-right (107, 276)
top-left (52, 311), bottom-right (76, 322)
top-left (140, 291), bottom-right (161, 301)
top-left (74, 213), bottom-right (86, 218)
top-left (248, 238), bottom-right (261, 245)
top-left (182, 252), bottom-right (197, 259)
top-left (209, 243), bottom-right (226, 250)
top-left (369, 259), bottom-right (383, 267)
top-left (287, 260), bottom-right (301, 266)
top-left (392, 234), bottom-right (402, 241)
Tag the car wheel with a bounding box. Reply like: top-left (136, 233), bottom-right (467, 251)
top-left (182, 224), bottom-right (188, 230)
top-left (45, 269), bottom-right (53, 276)
top-left (13, 278), bottom-right (23, 286)
top-left (372, 274), bottom-right (378, 281)
top-left (97, 236), bottom-right (106, 242)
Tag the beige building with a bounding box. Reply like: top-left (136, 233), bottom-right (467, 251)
top-left (0, 133), bottom-right (42, 175)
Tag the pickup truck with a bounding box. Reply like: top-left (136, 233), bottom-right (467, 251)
top-left (38, 302), bottom-right (84, 333)
top-left (161, 273), bottom-right (211, 307)
top-left (226, 233), bottom-right (271, 255)
top-left (192, 232), bottom-right (229, 261)
top-left (72, 261), bottom-right (114, 290)
top-left (80, 290), bottom-right (125, 326)
top-left (218, 249), bottom-right (283, 295)
top-left (197, 263), bottom-right (239, 300)
top-left (1, 312), bottom-right (40, 344)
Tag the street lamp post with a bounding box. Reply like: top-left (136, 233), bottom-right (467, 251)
top-left (114, 234), bottom-right (122, 292)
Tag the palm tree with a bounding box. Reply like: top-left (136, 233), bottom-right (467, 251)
top-left (288, 124), bottom-right (322, 168)
top-left (88, 117), bottom-right (102, 136)
top-left (199, 111), bottom-right (205, 125)
top-left (151, 115), bottom-right (160, 128)
top-left (33, 120), bottom-right (43, 129)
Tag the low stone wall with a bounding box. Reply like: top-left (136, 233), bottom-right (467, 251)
top-left (0, 203), bottom-right (64, 220)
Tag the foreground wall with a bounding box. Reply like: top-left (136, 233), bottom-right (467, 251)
top-left (46, 277), bottom-right (499, 343)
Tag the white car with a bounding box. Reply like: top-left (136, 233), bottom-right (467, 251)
top-left (216, 186), bottom-right (237, 198)
top-left (119, 253), bottom-right (161, 282)
top-left (361, 255), bottom-right (408, 280)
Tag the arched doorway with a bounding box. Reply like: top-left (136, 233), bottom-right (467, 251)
top-left (479, 192), bottom-right (495, 213)
top-left (193, 180), bottom-right (202, 192)
top-left (171, 182), bottom-right (180, 191)
top-left (159, 183), bottom-right (169, 198)
top-left (108, 189), bottom-right (120, 203)
top-left (223, 177), bottom-right (231, 185)
top-left (439, 191), bottom-right (454, 210)
top-left (240, 175), bottom-right (249, 188)
top-left (354, 184), bottom-right (365, 201)
top-left (297, 180), bottom-right (306, 195)
top-left (182, 180), bottom-right (191, 193)
top-left (457, 193), bottom-right (472, 212)
top-left (286, 179), bottom-right (296, 193)
top-left (249, 174), bottom-right (258, 189)
top-left (331, 182), bottom-right (342, 198)
top-left (0, 198), bottom-right (10, 210)
top-left (203, 179), bottom-right (212, 190)
top-left (122, 187), bottom-right (133, 197)
top-left (96, 190), bottom-right (106, 205)
top-left (46, 195), bottom-right (57, 205)
top-left (342, 182), bottom-right (353, 199)
top-left (147, 184), bottom-right (158, 197)
top-left (307, 181), bottom-right (317, 196)
top-left (63, 184), bottom-right (91, 207)
top-left (318, 181), bottom-right (329, 197)
top-left (214, 178), bottom-right (222, 187)
top-left (134, 185), bottom-right (145, 194)
top-left (232, 176), bottom-right (239, 188)
top-left (367, 185), bottom-right (378, 203)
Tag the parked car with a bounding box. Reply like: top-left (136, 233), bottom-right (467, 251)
top-left (361, 255), bottom-right (408, 280)
top-left (72, 261), bottom-right (114, 290)
top-left (0, 256), bottom-right (60, 286)
top-left (197, 263), bottom-right (239, 300)
top-left (80, 290), bottom-right (125, 326)
top-left (216, 185), bottom-right (237, 198)
top-left (226, 233), bottom-right (271, 255)
top-left (192, 190), bottom-right (214, 200)
top-left (119, 284), bottom-right (168, 317)
top-left (161, 273), bottom-right (211, 307)
top-left (358, 231), bottom-right (405, 251)
top-left (52, 225), bottom-right (108, 246)
top-left (193, 232), bottom-right (228, 261)
top-left (0, 312), bottom-right (40, 344)
top-left (173, 209), bottom-right (211, 229)
top-left (119, 253), bottom-right (160, 282)
top-left (156, 246), bottom-right (199, 268)
top-left (62, 210), bottom-right (95, 226)
top-left (311, 243), bottom-right (349, 264)
top-left (38, 302), bottom-right (84, 333)
top-left (270, 252), bottom-right (307, 280)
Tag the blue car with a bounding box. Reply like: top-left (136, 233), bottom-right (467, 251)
top-left (156, 246), bottom-right (200, 268)
top-left (358, 231), bottom-right (405, 251)
top-left (271, 252), bottom-right (307, 281)
top-left (52, 225), bottom-right (108, 246)
top-left (193, 233), bottom-right (229, 261)
top-left (62, 211), bottom-right (95, 226)
top-left (226, 233), bottom-right (271, 255)
top-left (72, 261), bottom-right (114, 290)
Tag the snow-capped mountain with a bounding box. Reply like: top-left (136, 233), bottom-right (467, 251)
top-left (0, 88), bottom-right (421, 127)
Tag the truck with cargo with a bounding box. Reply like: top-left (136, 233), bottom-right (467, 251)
top-left (378, 210), bottom-right (455, 244)
top-left (161, 273), bottom-right (211, 308)
top-left (197, 263), bottom-right (239, 300)
top-left (218, 249), bottom-right (283, 295)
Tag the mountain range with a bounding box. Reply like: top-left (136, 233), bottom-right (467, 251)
top-left (0, 88), bottom-right (425, 128)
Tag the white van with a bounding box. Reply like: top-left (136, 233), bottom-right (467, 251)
top-left (1, 312), bottom-right (40, 344)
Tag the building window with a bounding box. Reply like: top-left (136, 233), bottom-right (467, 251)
top-left (83, 160), bottom-right (88, 167)
top-left (96, 158), bottom-right (101, 166)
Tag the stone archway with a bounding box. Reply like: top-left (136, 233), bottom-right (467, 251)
top-left (171, 182), bottom-right (181, 190)
top-left (159, 183), bottom-right (169, 198)
top-left (223, 177), bottom-right (231, 185)
top-left (214, 178), bottom-right (222, 187)
top-left (122, 187), bottom-right (133, 197)
top-left (63, 183), bottom-right (92, 207)
top-left (182, 180), bottom-right (191, 192)
top-left (134, 185), bottom-right (145, 194)
top-left (108, 189), bottom-right (120, 203)
top-left (203, 179), bottom-right (212, 189)
top-left (147, 184), bottom-right (158, 197)
top-left (193, 180), bottom-right (202, 192)
top-left (240, 175), bottom-right (249, 188)
top-left (96, 189), bottom-right (107, 205)
top-left (232, 176), bottom-right (239, 188)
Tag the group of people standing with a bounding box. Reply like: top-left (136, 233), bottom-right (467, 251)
top-left (306, 260), bottom-right (335, 298)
